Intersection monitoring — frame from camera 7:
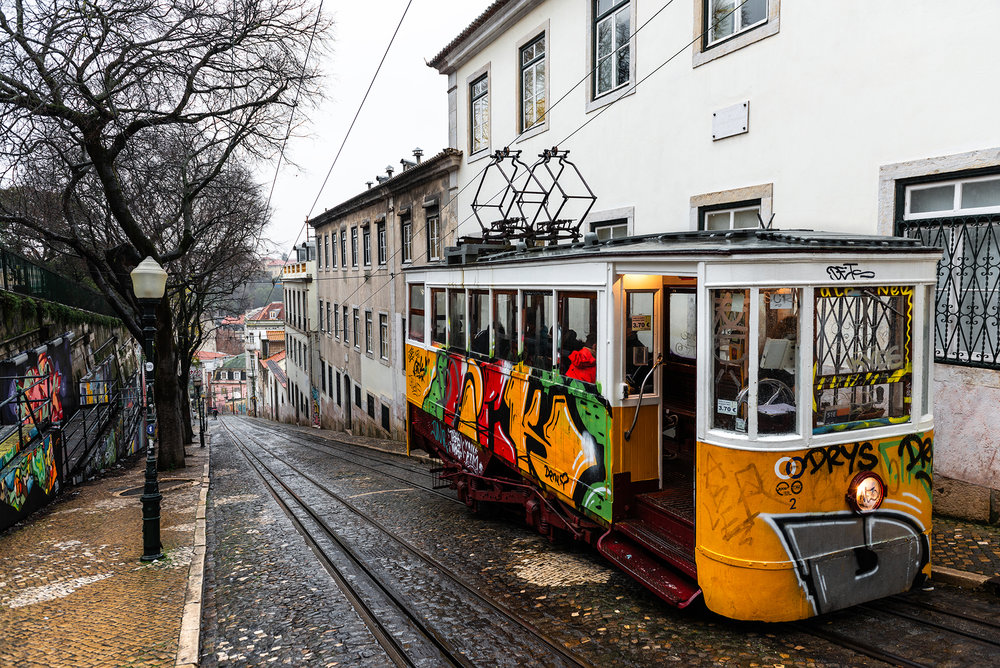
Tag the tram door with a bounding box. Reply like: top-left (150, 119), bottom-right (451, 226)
top-left (661, 287), bottom-right (697, 486)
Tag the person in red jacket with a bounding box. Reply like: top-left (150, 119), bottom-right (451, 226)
top-left (566, 346), bottom-right (596, 384)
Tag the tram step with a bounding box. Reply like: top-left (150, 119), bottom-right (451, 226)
top-left (614, 519), bottom-right (697, 579)
top-left (597, 530), bottom-right (701, 609)
top-left (633, 495), bottom-right (695, 551)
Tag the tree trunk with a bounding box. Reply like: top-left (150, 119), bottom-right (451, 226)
top-left (155, 301), bottom-right (186, 470)
top-left (179, 368), bottom-right (194, 444)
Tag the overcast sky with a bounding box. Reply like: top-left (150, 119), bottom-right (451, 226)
top-left (260, 0), bottom-right (493, 256)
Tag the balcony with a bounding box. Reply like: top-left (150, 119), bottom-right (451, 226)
top-left (282, 260), bottom-right (315, 281)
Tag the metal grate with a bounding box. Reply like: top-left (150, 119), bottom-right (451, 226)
top-left (899, 215), bottom-right (1000, 369)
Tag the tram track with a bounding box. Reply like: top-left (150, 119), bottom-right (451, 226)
top-left (219, 417), bottom-right (594, 668)
top-left (240, 417), bottom-right (461, 505)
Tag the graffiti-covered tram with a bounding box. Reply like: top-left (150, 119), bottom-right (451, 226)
top-left (404, 229), bottom-right (938, 622)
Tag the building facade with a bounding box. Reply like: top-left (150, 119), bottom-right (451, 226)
top-left (429, 0), bottom-right (1000, 516)
top-left (282, 241), bottom-right (319, 427)
top-left (210, 353), bottom-right (248, 414)
top-left (309, 148), bottom-right (462, 440)
top-left (244, 301), bottom-right (285, 418)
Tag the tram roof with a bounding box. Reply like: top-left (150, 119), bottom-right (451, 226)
top-left (423, 228), bottom-right (941, 269)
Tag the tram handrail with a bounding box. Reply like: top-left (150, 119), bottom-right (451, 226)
top-left (624, 354), bottom-right (663, 442)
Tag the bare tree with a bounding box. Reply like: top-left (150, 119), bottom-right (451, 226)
top-left (0, 0), bottom-right (326, 467)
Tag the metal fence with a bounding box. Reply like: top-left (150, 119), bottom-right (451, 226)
top-left (898, 214), bottom-right (1000, 370)
top-left (0, 246), bottom-right (115, 316)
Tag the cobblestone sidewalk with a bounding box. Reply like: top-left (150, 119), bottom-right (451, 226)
top-left (0, 442), bottom-right (209, 668)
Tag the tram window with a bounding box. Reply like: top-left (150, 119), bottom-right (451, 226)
top-left (448, 289), bottom-right (467, 351)
top-left (469, 290), bottom-right (490, 357)
top-left (712, 289), bottom-right (750, 432)
top-left (625, 291), bottom-right (655, 394)
top-left (431, 288), bottom-right (447, 346)
top-left (668, 292), bottom-right (696, 360)
top-left (813, 286), bottom-right (913, 434)
top-left (408, 284), bottom-right (425, 342)
top-left (522, 290), bottom-right (554, 369)
top-left (559, 292), bottom-right (598, 381)
top-left (493, 290), bottom-right (517, 360)
top-left (758, 289), bottom-right (799, 435)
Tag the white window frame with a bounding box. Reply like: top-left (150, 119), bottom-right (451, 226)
top-left (700, 202), bottom-right (762, 231)
top-left (401, 216), bottom-right (412, 264)
top-left (365, 310), bottom-right (373, 355)
top-left (587, 0), bottom-right (636, 111)
top-left (353, 307), bottom-right (361, 350)
top-left (351, 227), bottom-right (358, 267)
top-left (693, 0), bottom-right (780, 68)
top-left (379, 312), bottom-right (389, 360)
top-left (427, 212), bottom-right (442, 261)
top-left (903, 174), bottom-right (1000, 221)
top-left (467, 64), bottom-right (491, 159)
top-left (518, 28), bottom-right (548, 134)
top-left (362, 225), bottom-right (371, 266)
top-left (377, 221), bottom-right (387, 265)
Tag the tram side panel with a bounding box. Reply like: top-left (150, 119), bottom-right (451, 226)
top-left (405, 344), bottom-right (615, 524)
top-left (695, 432), bottom-right (933, 622)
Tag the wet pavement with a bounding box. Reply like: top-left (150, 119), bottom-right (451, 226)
top-left (1, 415), bottom-right (998, 667)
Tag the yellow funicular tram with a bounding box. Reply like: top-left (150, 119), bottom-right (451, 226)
top-left (404, 150), bottom-right (939, 622)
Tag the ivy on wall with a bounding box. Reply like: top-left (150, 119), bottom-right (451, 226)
top-left (0, 290), bottom-right (120, 332)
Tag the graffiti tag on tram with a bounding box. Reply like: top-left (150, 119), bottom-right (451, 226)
top-left (826, 263), bottom-right (875, 281)
top-left (542, 463), bottom-right (570, 488)
top-left (774, 441), bottom-right (879, 479)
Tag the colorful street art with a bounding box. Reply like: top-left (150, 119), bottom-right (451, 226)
top-left (0, 338), bottom-right (76, 523)
top-left (696, 431), bottom-right (933, 621)
top-left (406, 345), bottom-right (613, 523)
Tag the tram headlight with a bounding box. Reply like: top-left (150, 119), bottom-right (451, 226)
top-left (846, 471), bottom-right (885, 514)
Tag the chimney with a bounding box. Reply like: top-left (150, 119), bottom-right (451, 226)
top-left (366, 181), bottom-right (373, 189)
top-left (413, 147), bottom-right (424, 163)
top-left (400, 157), bottom-right (416, 170)
top-left (385, 165), bottom-right (394, 178)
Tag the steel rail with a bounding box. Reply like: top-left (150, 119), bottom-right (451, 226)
top-left (225, 417), bottom-right (595, 668)
top-left (220, 418), bottom-right (469, 668)
top-left (859, 602), bottom-right (1000, 647)
top-left (887, 596), bottom-right (1000, 632)
top-left (789, 622), bottom-right (931, 668)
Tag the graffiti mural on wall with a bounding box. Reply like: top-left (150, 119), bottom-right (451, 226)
top-left (0, 337), bottom-right (76, 518)
top-left (311, 387), bottom-right (321, 428)
top-left (406, 345), bottom-right (613, 523)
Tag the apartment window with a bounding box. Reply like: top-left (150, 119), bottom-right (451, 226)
top-left (333, 302), bottom-right (340, 339)
top-left (377, 221), bottom-right (387, 265)
top-left (706, 0), bottom-right (767, 47)
top-left (427, 210), bottom-right (442, 261)
top-left (331, 234), bottom-right (337, 268)
top-left (354, 384), bottom-right (361, 407)
top-left (365, 311), bottom-right (373, 354)
top-left (592, 218), bottom-right (628, 240)
top-left (593, 0), bottom-right (631, 98)
top-left (321, 361), bottom-right (327, 394)
top-left (324, 235), bottom-right (330, 269)
top-left (898, 172), bottom-right (1000, 369)
top-left (470, 73), bottom-right (489, 154)
top-left (362, 225), bottom-right (371, 266)
top-left (401, 214), bottom-right (412, 263)
top-left (381, 404), bottom-right (390, 431)
top-left (319, 299), bottom-right (325, 332)
top-left (351, 227), bottom-right (358, 266)
top-left (379, 313), bottom-right (389, 360)
top-left (328, 365), bottom-right (334, 400)
top-left (335, 371), bottom-right (342, 406)
top-left (342, 306), bottom-right (349, 345)
top-left (366, 393), bottom-right (375, 418)
top-left (700, 201), bottom-right (761, 230)
top-left (353, 308), bottom-right (360, 349)
top-left (520, 34), bottom-right (546, 131)
top-left (340, 229), bottom-right (347, 267)
top-left (326, 302), bottom-right (332, 336)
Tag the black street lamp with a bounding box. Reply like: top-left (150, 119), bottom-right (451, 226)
top-left (193, 375), bottom-right (206, 448)
top-left (130, 256), bottom-right (167, 562)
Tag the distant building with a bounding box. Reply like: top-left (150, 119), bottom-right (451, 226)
top-left (259, 350), bottom-right (287, 422)
top-left (263, 257), bottom-right (288, 279)
top-left (211, 353), bottom-right (248, 414)
top-left (244, 302), bottom-right (285, 417)
top-left (215, 313), bottom-right (245, 356)
top-left (309, 148), bottom-right (461, 439)
top-left (281, 241), bottom-right (318, 427)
